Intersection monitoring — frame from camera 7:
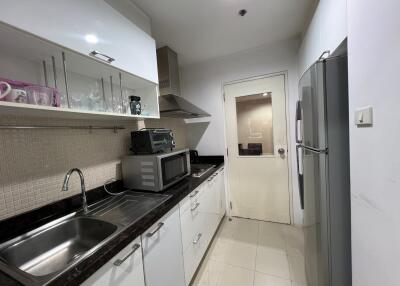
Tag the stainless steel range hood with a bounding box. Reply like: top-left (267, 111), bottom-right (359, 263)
top-left (157, 46), bottom-right (210, 118)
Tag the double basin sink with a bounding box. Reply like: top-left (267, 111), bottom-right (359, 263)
top-left (0, 192), bottom-right (170, 285)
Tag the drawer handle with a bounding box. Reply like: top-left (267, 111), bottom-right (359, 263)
top-left (114, 243), bottom-right (140, 266)
top-left (193, 233), bottom-right (202, 244)
top-left (146, 222), bottom-right (164, 237)
top-left (189, 190), bottom-right (199, 198)
top-left (191, 202), bottom-right (200, 211)
top-left (89, 50), bottom-right (115, 63)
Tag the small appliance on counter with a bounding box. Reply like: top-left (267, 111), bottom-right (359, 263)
top-left (122, 149), bottom-right (190, 192)
top-left (131, 128), bottom-right (175, 154)
top-left (189, 149), bottom-right (216, 177)
top-left (191, 164), bottom-right (215, 178)
top-left (189, 149), bottom-right (200, 164)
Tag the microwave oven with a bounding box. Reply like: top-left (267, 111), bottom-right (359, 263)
top-left (122, 149), bottom-right (190, 192)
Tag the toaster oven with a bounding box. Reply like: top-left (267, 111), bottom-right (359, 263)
top-left (131, 128), bottom-right (175, 154)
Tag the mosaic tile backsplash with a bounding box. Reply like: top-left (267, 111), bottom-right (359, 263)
top-left (0, 115), bottom-right (187, 220)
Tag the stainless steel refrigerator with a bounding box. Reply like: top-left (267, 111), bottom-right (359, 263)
top-left (296, 53), bottom-right (352, 286)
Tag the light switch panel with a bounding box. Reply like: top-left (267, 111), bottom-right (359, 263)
top-left (355, 106), bottom-right (373, 126)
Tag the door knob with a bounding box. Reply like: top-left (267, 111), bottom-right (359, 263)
top-left (278, 148), bottom-right (285, 155)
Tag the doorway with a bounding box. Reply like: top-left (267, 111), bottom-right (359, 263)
top-left (223, 74), bottom-right (290, 224)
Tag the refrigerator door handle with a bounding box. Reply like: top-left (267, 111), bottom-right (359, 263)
top-left (296, 145), bottom-right (304, 210)
top-left (303, 146), bottom-right (328, 154)
top-left (295, 100), bottom-right (302, 144)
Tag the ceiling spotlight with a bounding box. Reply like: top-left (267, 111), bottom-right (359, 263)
top-left (263, 92), bottom-right (272, 97)
top-left (238, 9), bottom-right (247, 17)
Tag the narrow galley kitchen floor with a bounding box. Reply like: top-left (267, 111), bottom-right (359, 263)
top-left (191, 217), bottom-right (307, 286)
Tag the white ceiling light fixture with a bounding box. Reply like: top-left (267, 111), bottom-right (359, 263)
top-left (85, 34), bottom-right (99, 44)
top-left (263, 92), bottom-right (272, 97)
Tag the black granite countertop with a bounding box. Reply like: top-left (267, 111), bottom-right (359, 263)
top-left (0, 156), bottom-right (224, 286)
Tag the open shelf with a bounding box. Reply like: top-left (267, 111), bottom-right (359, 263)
top-left (0, 101), bottom-right (160, 121)
top-left (0, 21), bottom-right (160, 120)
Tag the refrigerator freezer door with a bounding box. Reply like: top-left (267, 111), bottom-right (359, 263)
top-left (301, 146), bottom-right (329, 286)
top-left (324, 55), bottom-right (352, 286)
top-left (299, 62), bottom-right (327, 150)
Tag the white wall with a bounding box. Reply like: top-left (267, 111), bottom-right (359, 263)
top-left (298, 0), bottom-right (347, 75)
top-left (104, 0), bottom-right (152, 36)
top-left (180, 38), bottom-right (303, 225)
top-left (348, 1), bottom-right (400, 285)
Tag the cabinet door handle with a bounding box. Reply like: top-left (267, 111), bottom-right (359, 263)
top-left (208, 175), bottom-right (216, 182)
top-left (189, 190), bottom-right (199, 198)
top-left (193, 233), bottom-right (202, 244)
top-left (146, 222), bottom-right (164, 237)
top-left (89, 50), bottom-right (115, 63)
top-left (113, 243), bottom-right (140, 266)
top-left (191, 202), bottom-right (200, 211)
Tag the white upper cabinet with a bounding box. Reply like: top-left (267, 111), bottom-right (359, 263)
top-left (0, 0), bottom-right (158, 83)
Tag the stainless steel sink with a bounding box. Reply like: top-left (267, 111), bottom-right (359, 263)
top-left (0, 192), bottom-right (170, 285)
top-left (0, 217), bottom-right (117, 277)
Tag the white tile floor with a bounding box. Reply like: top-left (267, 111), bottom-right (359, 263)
top-left (191, 217), bottom-right (307, 286)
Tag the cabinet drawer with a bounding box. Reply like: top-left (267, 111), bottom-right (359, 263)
top-left (179, 186), bottom-right (203, 216)
top-left (198, 188), bottom-right (220, 246)
top-left (180, 198), bottom-right (206, 252)
top-left (183, 231), bottom-right (206, 285)
top-left (181, 170), bottom-right (225, 284)
top-left (81, 237), bottom-right (145, 286)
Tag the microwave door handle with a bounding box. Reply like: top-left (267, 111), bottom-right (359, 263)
top-left (295, 100), bottom-right (302, 144)
top-left (296, 145), bottom-right (305, 210)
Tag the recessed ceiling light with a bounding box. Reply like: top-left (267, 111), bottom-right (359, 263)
top-left (263, 92), bottom-right (272, 97)
top-left (238, 9), bottom-right (247, 17)
top-left (85, 34), bottom-right (98, 44)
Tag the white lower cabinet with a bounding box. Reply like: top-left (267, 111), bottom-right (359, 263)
top-left (181, 167), bottom-right (226, 284)
top-left (81, 237), bottom-right (145, 286)
top-left (183, 233), bottom-right (206, 284)
top-left (142, 206), bottom-right (186, 286)
top-left (82, 168), bottom-right (226, 286)
top-left (216, 169), bottom-right (226, 217)
top-left (180, 190), bottom-right (206, 252)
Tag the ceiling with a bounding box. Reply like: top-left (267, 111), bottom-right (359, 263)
top-left (130, 0), bottom-right (317, 66)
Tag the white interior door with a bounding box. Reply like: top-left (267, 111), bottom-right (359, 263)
top-left (224, 74), bottom-right (290, 223)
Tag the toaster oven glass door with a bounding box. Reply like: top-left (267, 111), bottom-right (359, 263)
top-left (161, 153), bottom-right (188, 186)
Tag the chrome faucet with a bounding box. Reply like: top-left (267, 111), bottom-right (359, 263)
top-left (62, 168), bottom-right (88, 214)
